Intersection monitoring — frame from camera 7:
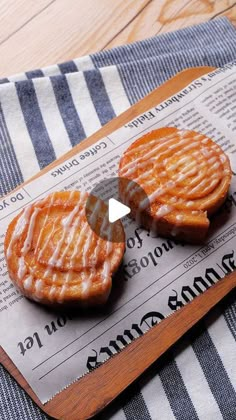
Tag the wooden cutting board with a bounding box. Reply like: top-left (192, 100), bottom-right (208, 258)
top-left (1, 65), bottom-right (223, 419)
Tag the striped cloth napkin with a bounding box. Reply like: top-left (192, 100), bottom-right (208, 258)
top-left (1, 17), bottom-right (236, 420)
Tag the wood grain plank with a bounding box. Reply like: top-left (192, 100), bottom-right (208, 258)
top-left (105, 0), bottom-right (236, 49)
top-left (0, 0), bottom-right (151, 77)
top-left (0, 66), bottom-right (214, 419)
top-left (0, 0), bottom-right (52, 44)
top-left (0, 0), bottom-right (235, 78)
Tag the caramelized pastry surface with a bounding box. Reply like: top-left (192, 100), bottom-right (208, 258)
top-left (4, 191), bottom-right (125, 306)
top-left (119, 127), bottom-right (232, 242)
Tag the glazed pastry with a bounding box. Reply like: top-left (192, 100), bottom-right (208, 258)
top-left (119, 127), bottom-right (232, 243)
top-left (4, 191), bottom-right (125, 306)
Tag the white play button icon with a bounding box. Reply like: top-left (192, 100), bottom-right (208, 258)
top-left (108, 198), bottom-right (130, 223)
top-left (86, 177), bottom-right (149, 242)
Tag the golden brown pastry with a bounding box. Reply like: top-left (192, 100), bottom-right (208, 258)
top-left (119, 127), bottom-right (232, 243)
top-left (4, 191), bottom-right (125, 306)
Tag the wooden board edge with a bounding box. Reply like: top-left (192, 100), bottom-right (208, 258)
top-left (0, 65), bottom-right (215, 419)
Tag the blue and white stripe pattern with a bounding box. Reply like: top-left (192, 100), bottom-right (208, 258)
top-left (0, 17), bottom-right (236, 420)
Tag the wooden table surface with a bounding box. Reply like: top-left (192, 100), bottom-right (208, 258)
top-left (0, 0), bottom-right (236, 78)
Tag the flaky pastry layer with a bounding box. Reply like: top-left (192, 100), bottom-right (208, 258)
top-left (4, 191), bottom-right (125, 306)
top-left (119, 127), bottom-right (232, 243)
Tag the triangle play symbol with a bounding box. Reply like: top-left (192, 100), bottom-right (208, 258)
top-left (108, 198), bottom-right (130, 223)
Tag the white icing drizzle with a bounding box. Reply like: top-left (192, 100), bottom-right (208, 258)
top-left (35, 279), bottom-right (43, 293)
top-left (22, 208), bottom-right (40, 255)
top-left (121, 130), bottom-right (230, 235)
top-left (187, 162), bottom-right (207, 186)
top-left (120, 136), bottom-right (208, 213)
top-left (58, 197), bottom-right (111, 300)
top-left (190, 179), bottom-right (210, 194)
top-left (6, 205), bottom-right (32, 258)
top-left (18, 257), bottom-right (26, 280)
top-left (82, 229), bottom-right (94, 267)
top-left (208, 156), bottom-right (218, 165)
top-left (101, 223), bottom-right (113, 283)
top-left (212, 161), bottom-right (220, 170)
top-left (24, 276), bottom-right (33, 290)
top-left (220, 154), bottom-right (227, 163)
top-left (123, 131), bottom-right (180, 157)
top-left (201, 177), bottom-right (219, 193)
top-left (178, 141), bottom-right (199, 153)
top-left (35, 192), bottom-right (55, 254)
top-left (69, 218), bottom-right (90, 269)
top-left (186, 201), bottom-right (194, 207)
top-left (66, 202), bottom-right (102, 298)
top-left (49, 285), bottom-right (57, 301)
top-left (123, 159), bottom-right (157, 178)
top-left (168, 155), bottom-right (190, 171)
top-left (166, 180), bottom-right (175, 188)
top-left (81, 273), bottom-right (93, 295)
top-left (39, 215), bottom-right (61, 264)
top-left (121, 135), bottom-right (191, 176)
top-left (57, 207), bottom-right (86, 268)
top-left (57, 220), bottom-right (89, 300)
top-left (140, 187), bottom-right (165, 209)
top-left (10, 191), bottom-right (110, 303)
top-left (201, 147), bottom-right (214, 157)
top-left (156, 205), bottom-right (173, 218)
top-left (51, 191), bottom-right (92, 300)
top-left (48, 192), bottom-right (87, 267)
top-left (27, 197), bottom-right (62, 298)
top-left (8, 128), bottom-right (229, 302)
top-left (58, 272), bottom-right (72, 301)
top-left (179, 160), bottom-right (196, 174)
top-left (61, 191), bottom-right (87, 227)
